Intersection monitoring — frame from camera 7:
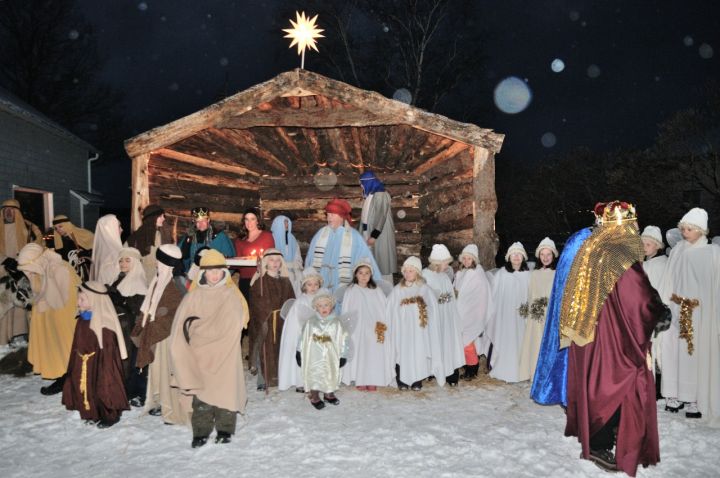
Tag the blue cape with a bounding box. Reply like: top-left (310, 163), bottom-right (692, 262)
top-left (530, 227), bottom-right (592, 406)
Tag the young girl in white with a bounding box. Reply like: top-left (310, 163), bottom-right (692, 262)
top-left (486, 242), bottom-right (530, 383)
top-left (298, 291), bottom-right (349, 410)
top-left (386, 256), bottom-right (443, 390)
top-left (341, 259), bottom-right (392, 391)
top-left (641, 225), bottom-right (667, 387)
top-left (278, 268), bottom-right (323, 392)
top-left (658, 208), bottom-right (720, 419)
top-left (422, 244), bottom-right (465, 386)
top-left (453, 244), bottom-right (493, 380)
top-left (518, 237), bottom-right (557, 382)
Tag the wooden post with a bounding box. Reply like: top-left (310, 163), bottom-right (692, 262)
top-left (131, 153), bottom-right (151, 231)
top-left (472, 147), bottom-right (499, 269)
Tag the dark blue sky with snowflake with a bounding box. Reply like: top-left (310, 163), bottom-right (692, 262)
top-left (81, 0), bottom-right (718, 205)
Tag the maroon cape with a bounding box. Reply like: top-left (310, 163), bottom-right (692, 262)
top-left (565, 263), bottom-right (663, 477)
top-left (62, 319), bottom-right (129, 422)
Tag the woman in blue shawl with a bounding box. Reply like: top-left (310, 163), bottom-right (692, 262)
top-left (270, 215), bottom-right (303, 295)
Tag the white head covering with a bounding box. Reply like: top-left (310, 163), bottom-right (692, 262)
top-left (80, 281), bottom-right (127, 360)
top-left (678, 207), bottom-right (708, 234)
top-left (91, 214), bottom-right (123, 285)
top-left (353, 257), bottom-right (375, 275)
top-left (116, 247), bottom-right (148, 296)
top-left (312, 289), bottom-right (336, 309)
top-left (401, 256), bottom-right (423, 274)
top-left (429, 244), bottom-right (452, 263)
top-left (140, 244), bottom-right (182, 326)
top-left (301, 267), bottom-right (323, 287)
top-left (504, 242), bottom-right (528, 262)
top-left (534, 237), bottom-right (558, 258)
top-left (640, 225), bottom-right (663, 247)
top-left (458, 244), bottom-right (479, 263)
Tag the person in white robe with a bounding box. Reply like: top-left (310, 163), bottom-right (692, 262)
top-left (386, 256), bottom-right (444, 390)
top-left (305, 198), bottom-right (381, 292)
top-left (278, 268), bottom-right (322, 392)
top-left (422, 244), bottom-right (465, 386)
top-left (271, 215), bottom-right (304, 296)
top-left (453, 244), bottom-right (494, 380)
top-left (487, 242), bottom-right (530, 383)
top-left (658, 208), bottom-right (720, 420)
top-left (341, 259), bottom-right (393, 390)
top-left (298, 291), bottom-right (349, 410)
top-left (91, 214), bottom-right (124, 285)
top-left (641, 225), bottom-right (668, 382)
top-left (518, 237), bottom-right (557, 382)
top-left (359, 171), bottom-right (397, 282)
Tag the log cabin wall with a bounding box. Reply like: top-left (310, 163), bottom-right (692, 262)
top-left (147, 151), bottom-right (261, 239)
top-left (260, 172), bottom-right (426, 267)
top-left (126, 70), bottom-right (505, 270)
top-left (418, 145), bottom-right (476, 262)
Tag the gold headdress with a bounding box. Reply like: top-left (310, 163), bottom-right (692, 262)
top-left (191, 207), bottom-right (210, 220)
top-left (560, 200), bottom-right (644, 347)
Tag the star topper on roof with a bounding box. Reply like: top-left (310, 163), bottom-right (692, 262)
top-left (283, 11), bottom-right (324, 69)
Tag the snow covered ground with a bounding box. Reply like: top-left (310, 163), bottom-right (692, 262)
top-left (1, 345), bottom-right (718, 478)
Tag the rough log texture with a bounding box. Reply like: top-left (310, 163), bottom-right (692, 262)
top-left (125, 69), bottom-right (504, 271)
top-left (473, 148), bottom-right (499, 269)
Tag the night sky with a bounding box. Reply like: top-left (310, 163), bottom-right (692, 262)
top-left (81, 0), bottom-right (719, 207)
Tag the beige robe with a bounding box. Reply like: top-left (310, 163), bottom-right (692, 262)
top-left (169, 276), bottom-right (247, 413)
top-left (518, 268), bottom-right (555, 382)
top-left (24, 253), bottom-right (81, 378)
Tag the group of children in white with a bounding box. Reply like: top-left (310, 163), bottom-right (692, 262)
top-left (12, 205), bottom-right (718, 452)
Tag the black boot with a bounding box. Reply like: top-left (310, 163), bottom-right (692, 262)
top-left (463, 364), bottom-right (479, 381)
top-left (191, 436), bottom-right (209, 448)
top-left (215, 431), bottom-right (232, 444)
top-left (446, 369), bottom-right (459, 387)
top-left (40, 375), bottom-right (65, 395)
top-left (96, 418), bottom-right (119, 429)
top-left (396, 364), bottom-right (409, 390)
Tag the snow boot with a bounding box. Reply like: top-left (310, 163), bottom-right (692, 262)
top-left (215, 431), bottom-right (232, 444)
top-left (665, 398), bottom-right (684, 413)
top-left (324, 393), bottom-right (340, 405)
top-left (685, 402), bottom-right (702, 419)
top-left (588, 449), bottom-right (617, 472)
top-left (191, 436), bottom-right (209, 448)
top-left (463, 364), bottom-right (479, 381)
top-left (40, 375), bottom-right (65, 395)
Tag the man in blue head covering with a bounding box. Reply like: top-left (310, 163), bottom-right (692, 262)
top-left (359, 171), bottom-right (397, 281)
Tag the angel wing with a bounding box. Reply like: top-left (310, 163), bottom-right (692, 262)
top-left (280, 298), bottom-right (296, 320)
top-left (293, 303), bottom-right (317, 332)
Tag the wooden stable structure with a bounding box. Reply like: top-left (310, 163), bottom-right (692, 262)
top-left (124, 69), bottom-right (504, 269)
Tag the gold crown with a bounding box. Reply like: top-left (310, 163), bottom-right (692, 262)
top-left (191, 207), bottom-right (210, 219)
top-left (594, 201), bottom-right (637, 226)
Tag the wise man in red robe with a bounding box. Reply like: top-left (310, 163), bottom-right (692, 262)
top-left (559, 201), bottom-right (670, 476)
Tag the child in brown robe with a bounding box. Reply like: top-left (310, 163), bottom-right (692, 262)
top-left (62, 281), bottom-right (129, 428)
top-left (248, 248), bottom-right (295, 391)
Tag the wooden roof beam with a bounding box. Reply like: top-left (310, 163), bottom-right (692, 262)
top-left (152, 148), bottom-right (262, 177)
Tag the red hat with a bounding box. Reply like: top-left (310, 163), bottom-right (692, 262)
top-left (325, 198), bottom-right (352, 224)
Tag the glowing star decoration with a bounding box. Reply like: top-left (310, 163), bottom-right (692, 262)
top-left (283, 11), bottom-right (324, 69)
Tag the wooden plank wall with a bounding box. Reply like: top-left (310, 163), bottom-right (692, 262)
top-left (147, 153), bottom-right (261, 239)
top-left (418, 147), bottom-right (475, 262)
top-left (260, 173), bottom-right (426, 268)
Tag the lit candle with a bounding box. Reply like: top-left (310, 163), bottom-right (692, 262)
top-left (251, 249), bottom-right (256, 257)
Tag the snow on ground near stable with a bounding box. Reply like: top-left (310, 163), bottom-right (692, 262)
top-left (1, 347), bottom-right (718, 477)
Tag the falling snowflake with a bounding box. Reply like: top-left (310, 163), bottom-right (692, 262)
top-left (551, 59), bottom-right (565, 73)
top-left (541, 132), bottom-right (557, 148)
top-left (68, 30), bottom-right (79, 40)
top-left (138, 2), bottom-right (148, 12)
top-left (493, 77), bottom-right (532, 114)
top-left (587, 64), bottom-right (601, 78)
top-left (699, 43), bottom-right (714, 59)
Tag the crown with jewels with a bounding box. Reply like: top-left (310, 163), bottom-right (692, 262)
top-left (593, 200), bottom-right (637, 226)
top-left (191, 207), bottom-right (210, 219)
